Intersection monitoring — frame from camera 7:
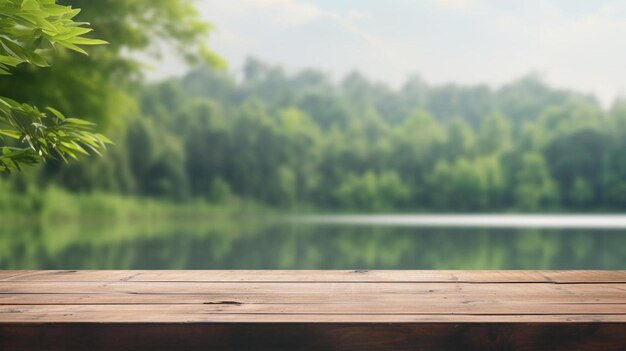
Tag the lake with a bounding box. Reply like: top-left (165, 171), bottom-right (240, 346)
top-left (1, 215), bottom-right (624, 269)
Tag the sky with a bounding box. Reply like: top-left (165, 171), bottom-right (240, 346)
top-left (178, 0), bottom-right (626, 106)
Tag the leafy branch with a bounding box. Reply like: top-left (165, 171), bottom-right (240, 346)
top-left (0, 0), bottom-right (110, 172)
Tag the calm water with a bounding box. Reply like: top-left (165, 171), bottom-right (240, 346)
top-left (1, 215), bottom-right (624, 269)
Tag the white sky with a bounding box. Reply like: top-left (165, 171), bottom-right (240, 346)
top-left (169, 0), bottom-right (626, 106)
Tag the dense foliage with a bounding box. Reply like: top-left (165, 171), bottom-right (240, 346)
top-left (2, 1), bottom-right (624, 213)
top-left (123, 62), bottom-right (624, 212)
top-left (8, 56), bottom-right (626, 212)
top-left (0, 0), bottom-right (220, 176)
top-left (0, 0), bottom-right (110, 171)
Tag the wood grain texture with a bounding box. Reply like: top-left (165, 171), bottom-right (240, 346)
top-left (0, 270), bottom-right (625, 350)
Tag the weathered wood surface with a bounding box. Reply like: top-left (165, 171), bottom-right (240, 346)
top-left (2, 269), bottom-right (625, 282)
top-left (0, 270), bottom-right (625, 350)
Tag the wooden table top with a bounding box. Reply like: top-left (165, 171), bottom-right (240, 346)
top-left (1, 270), bottom-right (625, 323)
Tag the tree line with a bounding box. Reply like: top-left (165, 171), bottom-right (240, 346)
top-left (123, 62), bottom-right (625, 212)
top-left (12, 57), bottom-right (625, 212)
top-left (2, 2), bottom-right (625, 212)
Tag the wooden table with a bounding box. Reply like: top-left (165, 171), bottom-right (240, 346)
top-left (1, 270), bottom-right (625, 350)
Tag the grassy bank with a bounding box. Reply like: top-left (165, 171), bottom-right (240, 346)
top-left (0, 181), bottom-right (279, 267)
top-left (0, 180), bottom-right (274, 224)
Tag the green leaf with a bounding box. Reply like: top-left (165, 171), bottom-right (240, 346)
top-left (0, 36), bottom-right (27, 60)
top-left (21, 0), bottom-right (41, 11)
top-left (25, 50), bottom-right (49, 67)
top-left (16, 13), bottom-right (57, 33)
top-left (0, 129), bottom-right (22, 139)
top-left (54, 26), bottom-right (92, 40)
top-left (67, 37), bottom-right (108, 46)
top-left (54, 40), bottom-right (87, 55)
top-left (40, 4), bottom-right (75, 16)
top-left (63, 117), bottom-right (94, 126)
top-left (95, 133), bottom-right (113, 144)
top-left (45, 107), bottom-right (65, 120)
top-left (0, 55), bottom-right (24, 67)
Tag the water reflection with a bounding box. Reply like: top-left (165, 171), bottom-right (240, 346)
top-left (1, 217), bottom-right (623, 269)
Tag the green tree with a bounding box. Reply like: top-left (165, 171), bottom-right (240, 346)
top-left (428, 158), bottom-right (489, 211)
top-left (569, 177), bottom-right (593, 207)
top-left (389, 110), bottom-right (444, 202)
top-left (178, 100), bottom-right (228, 198)
top-left (445, 117), bottom-right (475, 160)
top-left (208, 177), bottom-right (232, 203)
top-left (0, 0), bottom-right (110, 172)
top-left (1, 0), bottom-right (222, 194)
top-left (514, 153), bottom-right (558, 210)
top-left (334, 171), bottom-right (409, 211)
top-left (276, 107), bottom-right (322, 204)
top-left (476, 112), bottom-right (511, 155)
top-left (544, 129), bottom-right (604, 206)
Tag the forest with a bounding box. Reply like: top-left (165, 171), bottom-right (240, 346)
top-left (2, 1), bottom-right (626, 213)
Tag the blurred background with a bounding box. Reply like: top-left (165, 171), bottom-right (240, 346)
top-left (1, 0), bottom-right (625, 269)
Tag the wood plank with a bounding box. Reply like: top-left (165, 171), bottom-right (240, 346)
top-left (1, 270), bottom-right (625, 350)
top-left (2, 292), bottom-right (624, 305)
top-left (2, 281), bottom-right (625, 296)
top-left (1, 309), bottom-right (626, 323)
top-left (1, 270), bottom-right (625, 283)
top-left (1, 314), bottom-right (626, 323)
top-left (1, 303), bottom-right (625, 322)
